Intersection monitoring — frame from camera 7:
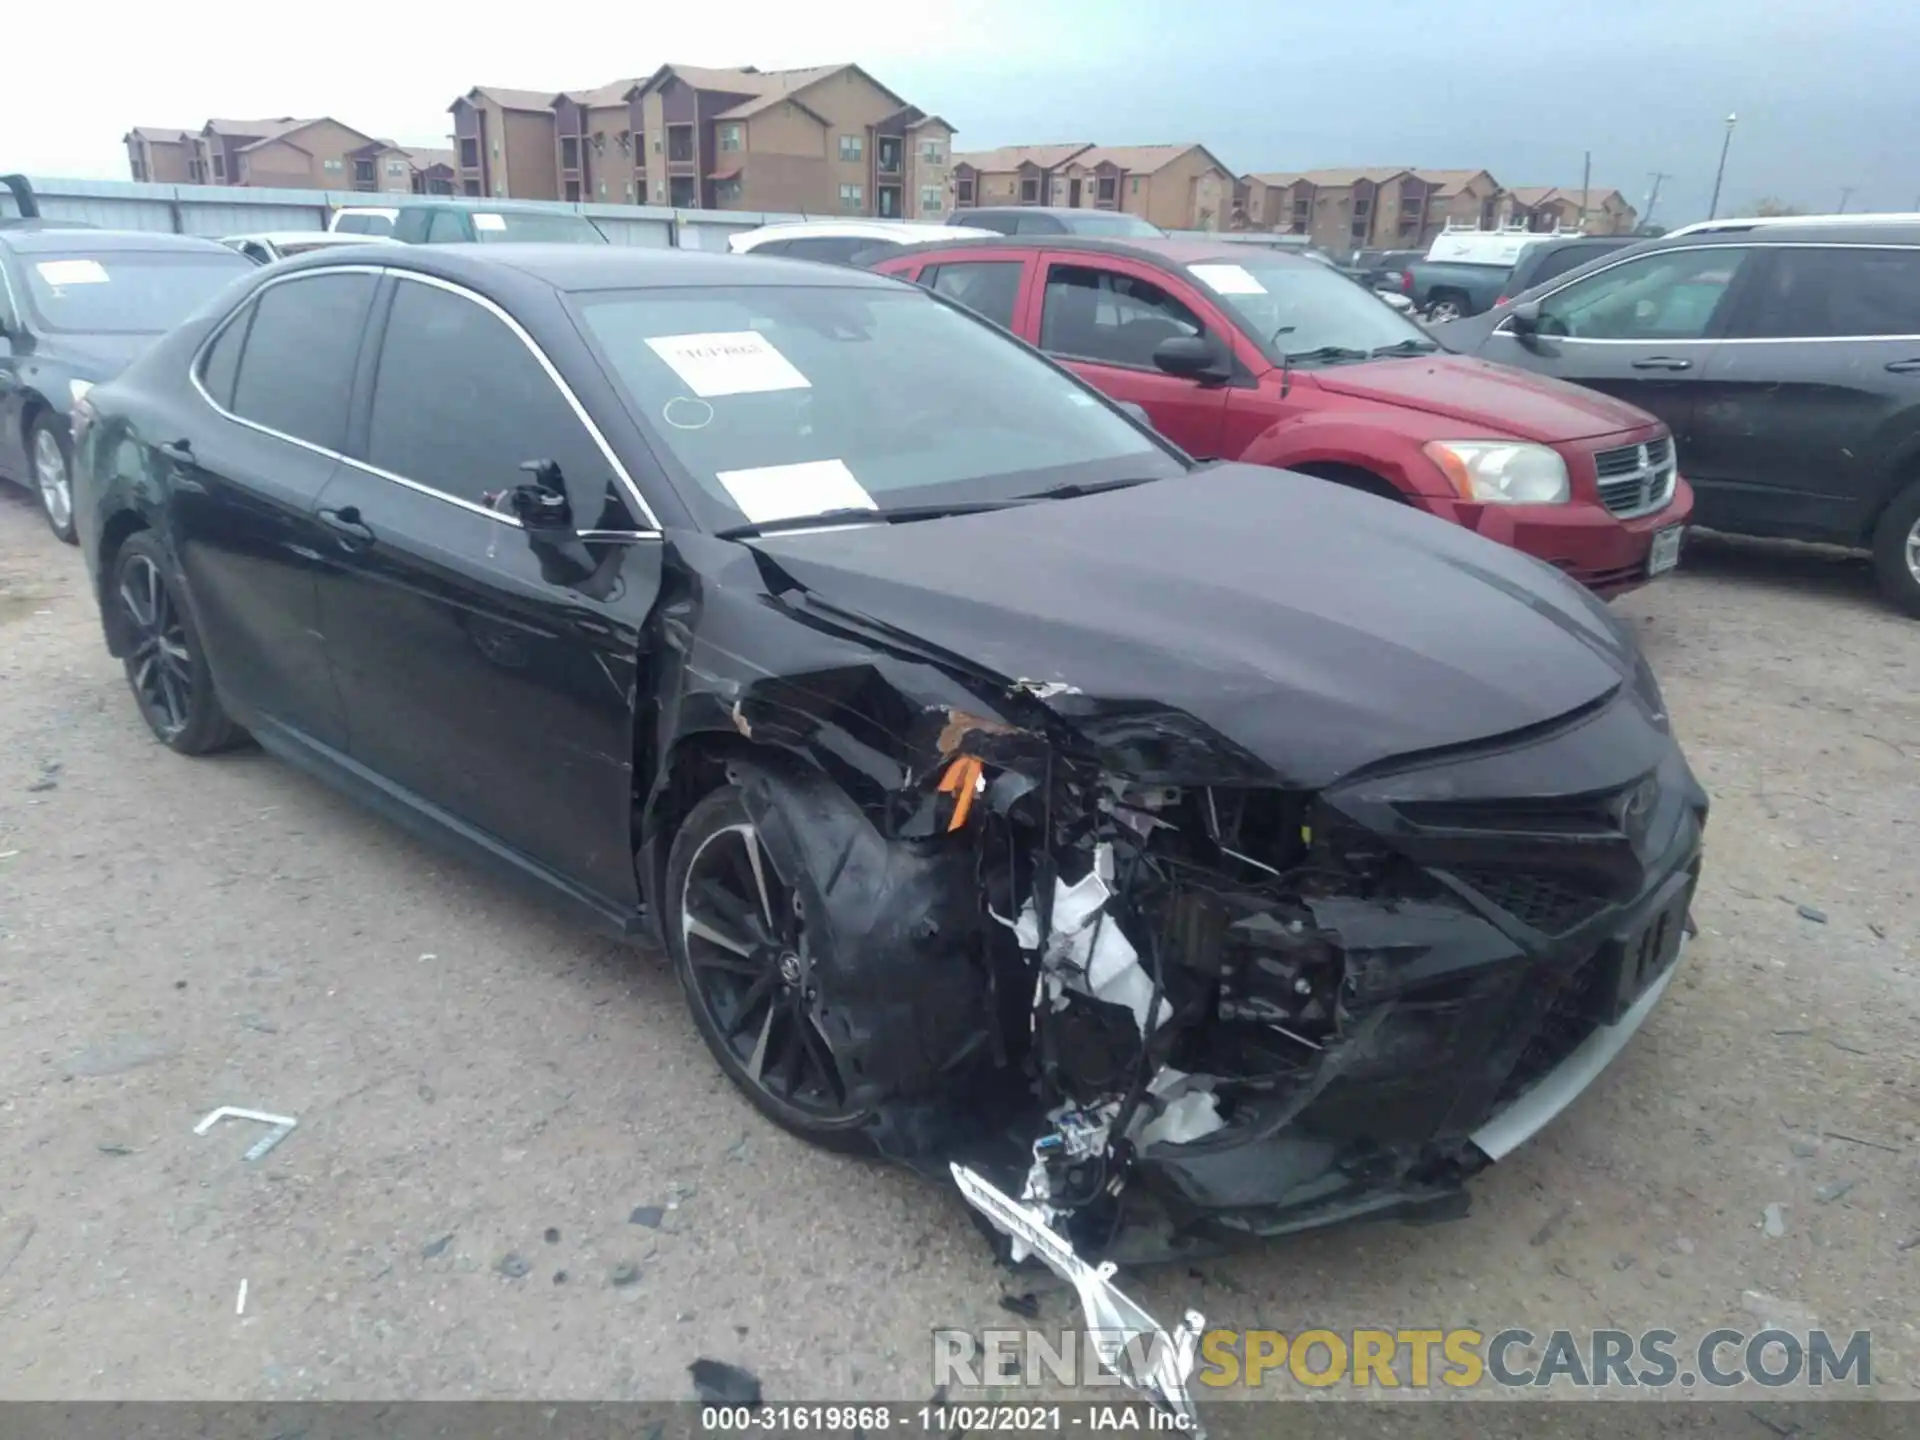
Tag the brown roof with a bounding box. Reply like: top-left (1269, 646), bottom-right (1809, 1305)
top-left (203, 117), bottom-right (305, 138)
top-left (1245, 171), bottom-right (1302, 187)
top-left (908, 114), bottom-right (955, 133)
top-left (1506, 186), bottom-right (1567, 207)
top-left (403, 146), bottom-right (458, 170)
top-left (1414, 168), bottom-right (1493, 196)
top-left (127, 126), bottom-right (190, 143)
top-left (711, 64), bottom-right (877, 119)
top-left (951, 142), bottom-right (1092, 172)
top-left (1290, 166), bottom-right (1416, 187)
top-left (568, 78), bottom-right (644, 108)
top-left (645, 64), bottom-right (774, 95)
top-left (463, 86), bottom-right (564, 112)
top-left (237, 117), bottom-right (375, 154)
top-left (1071, 143), bottom-right (1228, 176)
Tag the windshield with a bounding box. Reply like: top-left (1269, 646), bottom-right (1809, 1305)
top-left (21, 249), bottom-right (256, 335)
top-left (1185, 257), bottom-right (1435, 363)
top-left (571, 284), bottom-right (1181, 531)
top-left (474, 212), bottom-right (606, 244)
top-left (1065, 213), bottom-right (1165, 238)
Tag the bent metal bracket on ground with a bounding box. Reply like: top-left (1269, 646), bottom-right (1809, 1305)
top-left (194, 1106), bottom-right (299, 1161)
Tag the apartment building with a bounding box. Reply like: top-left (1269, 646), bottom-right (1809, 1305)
top-left (553, 80), bottom-right (647, 204)
top-left (950, 143), bottom-right (1092, 209)
top-left (1508, 186), bottom-right (1638, 234)
top-left (1052, 144), bottom-right (1235, 230)
top-left (450, 87), bottom-right (564, 199)
top-left (123, 128), bottom-right (193, 183)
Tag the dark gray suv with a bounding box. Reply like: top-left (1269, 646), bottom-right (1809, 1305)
top-left (1437, 222), bottom-right (1920, 614)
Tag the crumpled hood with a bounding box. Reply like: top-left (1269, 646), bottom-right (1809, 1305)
top-left (755, 464), bottom-right (1632, 786)
top-left (1309, 354), bottom-right (1659, 442)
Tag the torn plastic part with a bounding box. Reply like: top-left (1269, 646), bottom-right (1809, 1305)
top-left (1001, 843), bottom-right (1171, 1036)
top-left (952, 1163), bottom-right (1208, 1439)
top-left (1013, 678), bottom-right (1082, 700)
top-left (1131, 1068), bottom-right (1224, 1149)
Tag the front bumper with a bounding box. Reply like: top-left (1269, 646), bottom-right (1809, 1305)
top-left (1446, 477), bottom-right (1696, 597)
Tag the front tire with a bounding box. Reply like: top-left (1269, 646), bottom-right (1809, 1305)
top-left (111, 533), bottom-right (244, 754)
top-left (31, 414), bottom-right (78, 545)
top-left (1871, 478), bottom-right (1920, 618)
top-left (664, 783), bottom-right (875, 1153)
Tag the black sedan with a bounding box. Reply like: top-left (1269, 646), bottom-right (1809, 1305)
top-left (1, 226), bottom-right (254, 541)
top-left (72, 242), bottom-right (1704, 1407)
top-left (1437, 221), bottom-right (1920, 614)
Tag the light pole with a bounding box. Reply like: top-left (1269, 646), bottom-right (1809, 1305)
top-left (1706, 112), bottom-right (1737, 220)
top-left (1837, 186), bottom-right (1856, 213)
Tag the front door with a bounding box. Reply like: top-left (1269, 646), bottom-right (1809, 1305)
top-left (1693, 243), bottom-right (1920, 542)
top-left (312, 272), bottom-right (662, 908)
top-left (1031, 255), bottom-right (1231, 458)
top-left (1478, 244), bottom-right (1756, 509)
top-left (1069, 178), bottom-right (1082, 208)
top-left (166, 268), bottom-right (376, 750)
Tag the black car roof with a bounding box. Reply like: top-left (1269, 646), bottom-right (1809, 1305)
top-left (883, 232), bottom-right (1316, 274)
top-left (269, 241), bottom-right (907, 295)
top-left (1655, 222), bottom-right (1920, 247)
top-left (0, 228), bottom-right (238, 255)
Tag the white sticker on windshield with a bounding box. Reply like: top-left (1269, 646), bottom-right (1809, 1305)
top-left (1188, 263), bottom-right (1266, 295)
top-left (715, 459), bottom-right (876, 524)
top-left (645, 330), bottom-right (811, 398)
top-left (472, 213), bottom-right (507, 232)
top-left (36, 259), bottom-right (111, 286)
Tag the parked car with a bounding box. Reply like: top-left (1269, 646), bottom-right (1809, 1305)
top-left (1349, 247), bottom-right (1425, 288)
top-left (947, 205), bottom-right (1165, 238)
top-left (1393, 229), bottom-right (1580, 321)
top-left (1435, 220), bottom-right (1920, 614)
top-left (1494, 235), bottom-right (1639, 307)
top-left (71, 245), bottom-right (1705, 1417)
top-left (327, 206), bottom-right (400, 237)
top-left (727, 220), bottom-right (993, 267)
top-left (222, 231), bottom-right (393, 264)
top-left (871, 235), bottom-right (1692, 595)
top-left (1302, 249), bottom-right (1418, 313)
top-left (0, 227), bottom-right (253, 541)
top-left (376, 202), bottom-right (608, 246)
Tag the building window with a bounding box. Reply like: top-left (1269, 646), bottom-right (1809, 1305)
top-left (717, 177), bottom-right (743, 204)
top-left (1130, 177), bottom-right (1140, 195)
top-left (598, 180), bottom-right (607, 196)
top-left (718, 123), bottom-right (743, 152)
top-left (839, 182), bottom-right (863, 211)
top-left (561, 136), bottom-right (580, 169)
top-left (920, 139), bottom-right (944, 163)
top-left (463, 178), bottom-right (481, 196)
top-left (955, 175), bottom-right (974, 205)
top-left (625, 181), bottom-right (634, 199)
top-left (1096, 176), bottom-right (1116, 203)
top-left (1019, 176), bottom-right (1039, 203)
top-left (131, 160), bottom-right (148, 181)
top-left (617, 130), bottom-right (632, 155)
top-left (839, 134), bottom-right (863, 161)
top-left (920, 184), bottom-right (943, 214)
top-left (212, 154), bottom-right (226, 179)
top-left (459, 138), bottom-right (479, 168)
top-left (353, 159), bottom-right (375, 185)
top-left (565, 179), bottom-right (581, 201)
top-left (385, 159), bottom-right (405, 177)
top-left (324, 158), bottom-right (344, 172)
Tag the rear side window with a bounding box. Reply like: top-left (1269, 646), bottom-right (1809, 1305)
top-left (227, 272), bottom-right (376, 451)
top-left (424, 210), bottom-right (468, 243)
top-left (781, 235), bottom-right (870, 266)
top-left (198, 304), bottom-right (251, 408)
top-left (1535, 248), bottom-right (1747, 341)
top-left (1736, 246), bottom-right (1920, 339)
top-left (1040, 263), bottom-right (1203, 367)
top-left (745, 239), bottom-right (793, 257)
top-left (926, 261), bottom-right (1022, 329)
top-left (1525, 244), bottom-right (1612, 290)
top-left (334, 213), bottom-right (394, 236)
top-left (1013, 213), bottom-right (1065, 235)
top-left (366, 279), bottom-right (624, 524)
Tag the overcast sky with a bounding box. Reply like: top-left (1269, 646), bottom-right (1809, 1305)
top-left (10, 0), bottom-right (1916, 222)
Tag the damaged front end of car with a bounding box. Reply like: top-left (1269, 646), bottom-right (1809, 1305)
top-left (638, 534), bottom-right (1708, 1431)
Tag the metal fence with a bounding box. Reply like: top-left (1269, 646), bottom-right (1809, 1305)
top-left (1, 175), bottom-right (958, 251)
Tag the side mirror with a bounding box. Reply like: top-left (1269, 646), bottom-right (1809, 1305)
top-left (1151, 334), bottom-right (1225, 382)
top-left (1508, 300), bottom-right (1544, 340)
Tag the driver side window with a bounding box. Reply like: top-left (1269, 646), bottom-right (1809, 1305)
top-left (1040, 264), bottom-right (1203, 368)
top-left (1536, 247), bottom-right (1748, 341)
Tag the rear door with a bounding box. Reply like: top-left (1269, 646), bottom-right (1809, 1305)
top-left (916, 254), bottom-right (1033, 335)
top-left (1032, 254), bottom-right (1230, 457)
top-left (311, 272), bottom-right (662, 907)
top-left (1479, 244), bottom-right (1757, 481)
top-left (168, 269), bottom-right (376, 750)
top-left (1693, 243), bottom-right (1920, 542)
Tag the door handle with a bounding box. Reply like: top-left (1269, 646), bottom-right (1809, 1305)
top-left (1884, 358), bottom-right (1920, 374)
top-left (1629, 356), bottom-right (1693, 371)
top-left (318, 505), bottom-right (375, 547)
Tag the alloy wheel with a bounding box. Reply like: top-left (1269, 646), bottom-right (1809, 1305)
top-left (119, 554), bottom-right (195, 740)
top-left (679, 821), bottom-right (852, 1117)
top-left (1427, 300), bottom-right (1461, 322)
top-left (34, 427), bottom-right (72, 534)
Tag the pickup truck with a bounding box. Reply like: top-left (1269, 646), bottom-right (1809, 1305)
top-left (1392, 258), bottom-right (1511, 321)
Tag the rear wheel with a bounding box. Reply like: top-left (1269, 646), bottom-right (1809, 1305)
top-left (1870, 477), bottom-right (1920, 618)
top-left (1425, 292), bottom-right (1466, 323)
top-left (665, 784), bottom-right (875, 1151)
top-left (31, 414), bottom-right (77, 545)
top-left (112, 533), bottom-right (244, 753)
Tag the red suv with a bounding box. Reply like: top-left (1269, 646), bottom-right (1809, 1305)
top-left (872, 237), bottom-right (1693, 595)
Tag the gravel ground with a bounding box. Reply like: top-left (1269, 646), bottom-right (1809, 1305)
top-left (1, 485), bottom-right (1915, 1417)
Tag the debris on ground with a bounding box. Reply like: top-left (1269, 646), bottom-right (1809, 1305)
top-left (27, 778), bottom-right (56, 793)
top-left (1814, 1180), bottom-right (1858, 1205)
top-left (1794, 904), bottom-right (1828, 924)
top-left (610, 1261), bottom-right (641, 1287)
top-left (629, 1205), bottom-right (665, 1228)
top-left (999, 1291), bottom-right (1041, 1319)
top-left (421, 1234), bottom-right (453, 1260)
top-left (1790, 1139), bottom-right (1820, 1158)
top-left (543, 1227), bottom-right (561, 1244)
top-left (193, 1105), bottom-right (298, 1161)
top-left (1761, 1203), bottom-right (1789, 1238)
top-left (689, 1359), bottom-right (762, 1405)
top-left (235, 1279), bottom-right (248, 1316)
top-left (96, 1143), bottom-right (133, 1157)
top-left (553, 1270), bottom-right (568, 1285)
top-left (1530, 1205), bottom-right (1571, 1247)
top-left (496, 1252), bottom-right (531, 1279)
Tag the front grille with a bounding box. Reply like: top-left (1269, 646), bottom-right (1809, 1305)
top-left (1451, 867), bottom-right (1609, 935)
top-left (1592, 435), bottom-right (1677, 518)
top-left (1492, 950), bottom-right (1607, 1108)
